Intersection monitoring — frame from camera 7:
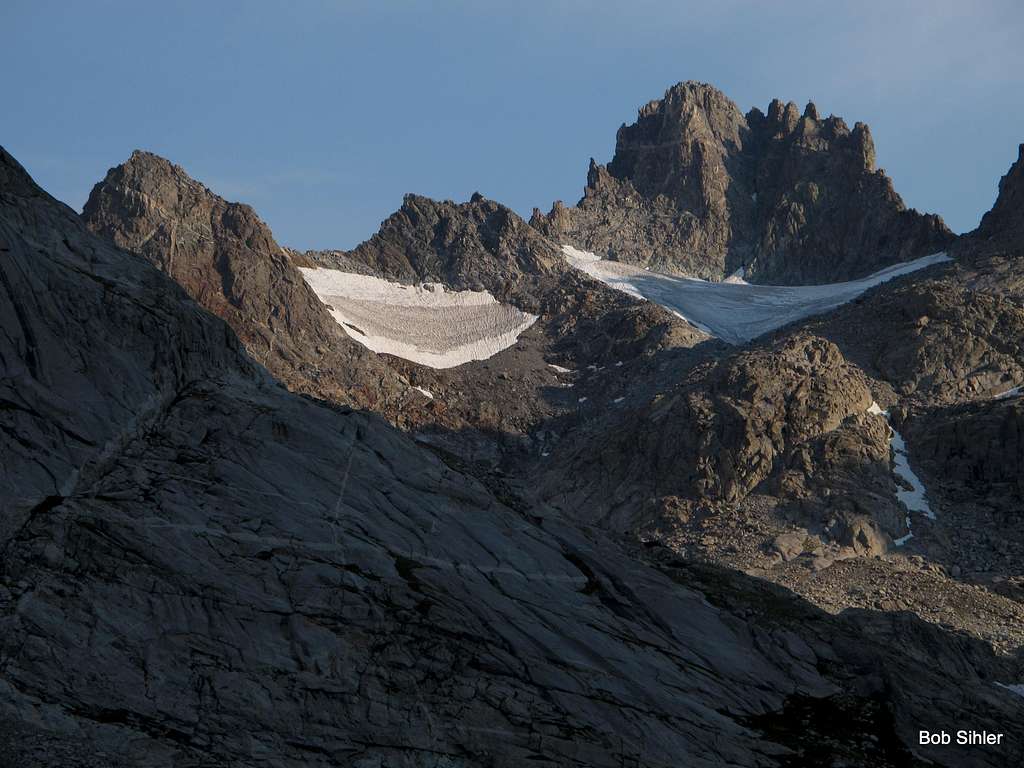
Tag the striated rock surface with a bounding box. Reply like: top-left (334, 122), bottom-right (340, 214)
top-left (532, 81), bottom-right (953, 284)
top-left (5, 145), bottom-right (1024, 767)
top-left (3, 144), bottom-right (792, 766)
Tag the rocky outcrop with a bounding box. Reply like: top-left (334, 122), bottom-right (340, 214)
top-left (83, 160), bottom-right (705, 450)
top-left (976, 143), bottom-right (1024, 248)
top-left (540, 335), bottom-right (896, 533)
top-left (317, 192), bottom-right (578, 311)
top-left (532, 81), bottom-right (953, 284)
top-left (297, 192), bottom-right (709, 451)
top-left (318, 192), bottom-right (706, 348)
top-left (80, 151), bottom-right (423, 425)
top-left (796, 272), bottom-right (1024, 406)
top-left (909, 396), bottom-right (1024, 504)
top-left (4, 144), bottom-right (1023, 767)
top-left (787, 146), bottom-right (1024, 405)
top-left (895, 394), bottom-right (1024, 595)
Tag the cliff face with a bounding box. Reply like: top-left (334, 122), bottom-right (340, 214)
top-left (976, 143), bottom-right (1024, 249)
top-left (532, 81), bottom-right (953, 284)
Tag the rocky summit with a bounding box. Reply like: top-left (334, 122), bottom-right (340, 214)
top-left (532, 81), bottom-right (953, 284)
top-left (80, 151), bottom-right (430, 427)
top-left (3, 73), bottom-right (1024, 768)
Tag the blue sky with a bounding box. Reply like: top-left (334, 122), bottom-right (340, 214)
top-left (3, 1), bottom-right (1022, 248)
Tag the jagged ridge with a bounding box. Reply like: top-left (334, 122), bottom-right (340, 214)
top-left (532, 81), bottom-right (953, 284)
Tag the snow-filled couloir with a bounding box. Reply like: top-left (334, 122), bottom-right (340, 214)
top-left (299, 267), bottom-right (538, 368)
top-left (562, 245), bottom-right (952, 344)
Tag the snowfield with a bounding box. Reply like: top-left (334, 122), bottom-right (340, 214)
top-left (562, 245), bottom-right (951, 344)
top-left (891, 429), bottom-right (935, 521)
top-left (867, 401), bottom-right (935, 547)
top-left (299, 268), bottom-right (538, 368)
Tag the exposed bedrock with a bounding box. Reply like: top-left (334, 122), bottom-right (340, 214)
top-left (81, 153), bottom-right (703, 445)
top-left (794, 272), bottom-right (1024, 407)
top-left (80, 150), bottom-right (424, 424)
top-left (538, 334), bottom-right (905, 542)
top-left (907, 396), bottom-right (1024, 508)
top-left (532, 81), bottom-right (953, 284)
top-left (8, 144), bottom-right (1022, 767)
top-left (976, 143), bottom-right (1024, 249)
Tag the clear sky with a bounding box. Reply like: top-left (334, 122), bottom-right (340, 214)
top-left (3, 1), bottom-right (1022, 248)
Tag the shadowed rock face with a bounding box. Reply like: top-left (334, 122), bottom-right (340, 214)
top-left (909, 396), bottom-right (1024, 503)
top-left (977, 143), bottom-right (1024, 249)
top-left (5, 145), bottom-right (782, 766)
top-left (3, 145), bottom-right (1022, 767)
top-left (532, 81), bottom-right (953, 284)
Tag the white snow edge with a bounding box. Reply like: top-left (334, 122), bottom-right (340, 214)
top-left (866, 401), bottom-right (936, 547)
top-left (562, 245), bottom-right (951, 344)
top-left (299, 267), bottom-right (538, 369)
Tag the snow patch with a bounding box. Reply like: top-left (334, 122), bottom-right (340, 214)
top-left (891, 429), bottom-right (935, 520)
top-left (412, 386), bottom-right (433, 400)
top-left (548, 363), bottom-right (572, 374)
top-left (866, 401), bottom-right (935, 547)
top-left (613, 396), bottom-right (625, 404)
top-left (996, 386), bottom-right (1021, 400)
top-left (300, 267), bottom-right (537, 369)
top-left (562, 245), bottom-right (951, 345)
top-left (724, 266), bottom-right (748, 285)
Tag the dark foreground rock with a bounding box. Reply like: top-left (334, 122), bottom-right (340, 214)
top-left (3, 147), bottom-right (1023, 766)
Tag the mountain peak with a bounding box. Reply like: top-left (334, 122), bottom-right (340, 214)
top-left (80, 151), bottom-right (423, 422)
top-left (533, 82), bottom-right (952, 283)
top-left (977, 143), bottom-right (1024, 244)
top-left (0, 145), bottom-right (37, 192)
